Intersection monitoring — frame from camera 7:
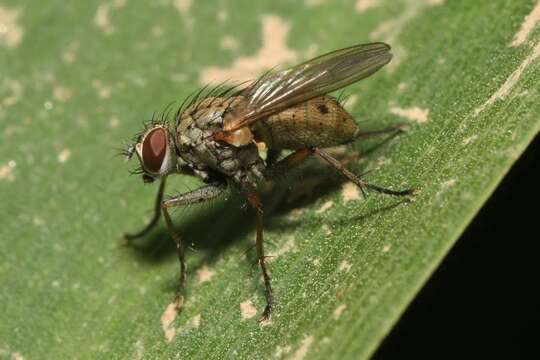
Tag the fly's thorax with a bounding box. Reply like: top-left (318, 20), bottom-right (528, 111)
top-left (253, 96), bottom-right (360, 150)
top-left (174, 95), bottom-right (265, 185)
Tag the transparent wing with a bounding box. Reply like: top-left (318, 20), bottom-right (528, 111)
top-left (223, 42), bottom-right (392, 132)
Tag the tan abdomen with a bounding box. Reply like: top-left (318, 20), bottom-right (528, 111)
top-left (253, 96), bottom-right (359, 150)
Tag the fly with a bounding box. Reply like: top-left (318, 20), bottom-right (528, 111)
top-left (123, 42), bottom-right (415, 322)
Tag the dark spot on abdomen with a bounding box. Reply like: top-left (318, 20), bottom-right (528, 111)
top-left (317, 104), bottom-right (329, 114)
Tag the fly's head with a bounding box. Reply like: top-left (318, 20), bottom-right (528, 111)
top-left (125, 124), bottom-right (177, 183)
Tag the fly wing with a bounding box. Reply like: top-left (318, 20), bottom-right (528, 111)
top-left (223, 42), bottom-right (392, 132)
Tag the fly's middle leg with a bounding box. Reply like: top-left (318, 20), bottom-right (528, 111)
top-left (245, 190), bottom-right (273, 322)
top-left (161, 181), bottom-right (227, 309)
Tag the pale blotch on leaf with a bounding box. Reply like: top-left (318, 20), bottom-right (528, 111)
top-left (92, 80), bottom-right (112, 99)
top-left (268, 235), bottom-right (296, 262)
top-left (220, 35), bottom-right (239, 50)
top-left (321, 224), bottom-right (332, 235)
top-left (355, 0), bottom-right (380, 13)
top-left (94, 0), bottom-right (127, 35)
top-left (58, 149), bottom-right (71, 163)
top-left (200, 15), bottom-right (298, 84)
top-left (196, 265), bottom-right (215, 284)
top-left (462, 135), bottom-right (478, 145)
top-left (0, 161), bottom-right (16, 182)
top-left (11, 352), bottom-right (25, 360)
top-left (511, 2), bottom-right (540, 47)
top-left (173, 0), bottom-right (193, 30)
top-left (2, 79), bottom-right (23, 107)
top-left (333, 304), bottom-right (347, 319)
top-left (240, 299), bottom-right (257, 320)
top-left (178, 314), bottom-right (201, 333)
top-left (341, 181), bottom-right (361, 203)
top-left (0, 6), bottom-right (23, 48)
top-left (109, 117), bottom-right (120, 129)
top-left (474, 42), bottom-right (540, 116)
top-left (389, 106), bottom-right (429, 124)
top-left (53, 86), bottom-right (73, 102)
top-left (338, 260), bottom-right (352, 273)
top-left (316, 200), bottom-right (334, 214)
top-left (160, 302), bottom-right (178, 343)
top-left (288, 335), bottom-right (314, 360)
top-left (382, 244), bottom-right (391, 253)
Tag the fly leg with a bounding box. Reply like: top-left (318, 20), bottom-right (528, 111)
top-left (123, 177), bottom-right (167, 244)
top-left (355, 124), bottom-right (408, 140)
top-left (244, 190), bottom-right (273, 322)
top-left (161, 181), bottom-right (227, 309)
top-left (313, 148), bottom-right (415, 196)
top-left (265, 148), bottom-right (414, 197)
top-left (264, 148), bottom-right (314, 180)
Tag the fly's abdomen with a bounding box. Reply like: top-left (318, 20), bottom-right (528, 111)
top-left (253, 96), bottom-right (360, 150)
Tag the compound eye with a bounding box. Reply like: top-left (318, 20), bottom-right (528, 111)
top-left (142, 127), bottom-right (167, 173)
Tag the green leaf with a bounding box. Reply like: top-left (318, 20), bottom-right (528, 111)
top-left (1, 1), bottom-right (539, 359)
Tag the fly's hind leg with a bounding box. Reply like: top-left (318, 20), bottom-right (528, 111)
top-left (265, 148), bottom-right (415, 197)
top-left (313, 148), bottom-right (415, 196)
top-left (354, 123), bottom-right (408, 140)
top-left (123, 177), bottom-right (167, 245)
top-left (161, 181), bottom-right (227, 309)
top-left (244, 189), bottom-right (273, 322)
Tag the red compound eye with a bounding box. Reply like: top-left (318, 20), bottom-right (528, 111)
top-left (142, 127), bottom-right (167, 173)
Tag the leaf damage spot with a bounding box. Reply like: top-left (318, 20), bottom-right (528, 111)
top-left (132, 339), bottom-right (144, 360)
top-left (109, 116), bottom-right (120, 129)
top-left (92, 80), bottom-right (112, 99)
top-left (0, 160), bottom-right (16, 182)
top-left (160, 302), bottom-right (178, 343)
top-left (316, 200), bottom-right (334, 214)
top-left (200, 15), bottom-right (298, 84)
top-left (382, 244), bottom-right (392, 253)
top-left (333, 304), bottom-right (347, 319)
top-left (389, 106), bottom-right (429, 124)
top-left (11, 352), bottom-right (25, 360)
top-left (0, 6), bottom-right (23, 48)
top-left (196, 265), bottom-right (215, 284)
top-left (220, 35), bottom-right (239, 50)
top-left (240, 299), bottom-right (257, 320)
top-left (321, 224), bottom-right (332, 235)
top-left (356, 0), bottom-right (380, 13)
top-left (511, 2), bottom-right (540, 47)
top-left (269, 235), bottom-right (296, 262)
top-left (2, 79), bottom-right (23, 108)
top-left (341, 181), bottom-right (361, 202)
top-left (62, 42), bottom-right (80, 63)
top-left (288, 335), bottom-right (314, 360)
top-left (305, 0), bottom-right (327, 6)
top-left (94, 0), bottom-right (127, 35)
top-left (462, 135), bottom-right (478, 145)
top-left (178, 314), bottom-right (201, 333)
top-left (274, 345), bottom-right (292, 358)
top-left (58, 149), bottom-right (71, 163)
top-left (474, 42), bottom-right (540, 116)
top-left (338, 260), bottom-right (352, 272)
top-left (53, 86), bottom-right (73, 102)
top-left (173, 0), bottom-right (193, 30)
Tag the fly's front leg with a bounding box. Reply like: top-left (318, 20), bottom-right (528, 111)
top-left (123, 177), bottom-right (167, 244)
top-left (245, 190), bottom-right (273, 322)
top-left (161, 181), bottom-right (227, 309)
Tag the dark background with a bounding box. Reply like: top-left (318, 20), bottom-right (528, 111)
top-left (374, 134), bottom-right (539, 359)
